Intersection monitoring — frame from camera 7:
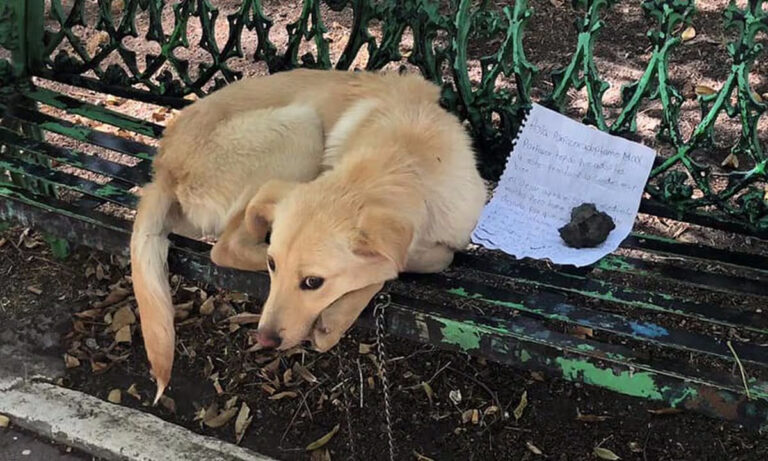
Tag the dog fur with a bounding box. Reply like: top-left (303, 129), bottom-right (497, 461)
top-left (130, 69), bottom-right (487, 402)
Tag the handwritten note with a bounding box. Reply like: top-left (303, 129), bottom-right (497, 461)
top-left (471, 103), bottom-right (656, 267)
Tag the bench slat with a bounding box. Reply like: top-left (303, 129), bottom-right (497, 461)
top-left (0, 126), bottom-right (149, 185)
top-left (0, 156), bottom-right (138, 209)
top-left (20, 87), bottom-right (164, 139)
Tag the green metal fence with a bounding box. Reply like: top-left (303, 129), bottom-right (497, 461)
top-left (1, 0), bottom-right (767, 232)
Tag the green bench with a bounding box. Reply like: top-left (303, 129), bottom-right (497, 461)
top-left (2, 0), bottom-right (768, 430)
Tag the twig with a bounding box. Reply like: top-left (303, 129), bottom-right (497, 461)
top-left (280, 384), bottom-right (319, 444)
top-left (427, 360), bottom-right (452, 384)
top-left (357, 358), bottom-right (364, 408)
top-left (447, 366), bottom-right (503, 419)
top-left (726, 340), bottom-right (752, 400)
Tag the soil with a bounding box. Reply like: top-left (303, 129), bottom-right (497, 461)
top-left (2, 1), bottom-right (768, 460)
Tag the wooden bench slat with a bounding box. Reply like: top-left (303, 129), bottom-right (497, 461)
top-left (0, 126), bottom-right (149, 185)
top-left (0, 156), bottom-right (138, 209)
top-left (0, 102), bottom-right (156, 161)
top-left (20, 87), bottom-right (164, 139)
top-left (453, 253), bottom-right (768, 334)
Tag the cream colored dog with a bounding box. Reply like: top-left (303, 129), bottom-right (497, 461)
top-left (131, 69), bottom-right (487, 402)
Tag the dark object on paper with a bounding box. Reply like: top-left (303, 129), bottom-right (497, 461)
top-left (558, 203), bottom-right (615, 248)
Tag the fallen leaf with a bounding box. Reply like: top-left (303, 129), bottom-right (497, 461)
top-left (570, 325), bottom-right (593, 339)
top-left (115, 325), bottom-right (132, 344)
top-left (0, 414), bottom-right (10, 428)
top-left (628, 442), bottom-right (642, 453)
top-left (681, 26), bottom-right (696, 42)
top-left (74, 308), bottom-right (103, 320)
top-left (762, 92), bottom-right (768, 102)
top-left (126, 384), bottom-right (141, 400)
top-left (159, 395), bottom-right (176, 413)
top-left (225, 396), bottom-right (239, 410)
top-left (86, 31), bottom-right (110, 55)
top-left (91, 361), bottom-right (109, 374)
top-left (513, 390), bottom-right (528, 421)
top-left (94, 286), bottom-right (130, 308)
top-left (204, 406), bottom-right (238, 428)
top-left (647, 407), bottom-right (683, 415)
top-left (199, 297), bottom-right (215, 315)
top-left (270, 391), bottom-right (298, 400)
top-left (721, 153), bottom-right (739, 169)
top-left (449, 389), bottom-right (462, 405)
top-left (367, 376), bottom-right (375, 389)
top-left (310, 449), bottom-right (331, 461)
top-left (96, 264), bottom-right (108, 281)
top-left (305, 424), bottom-right (340, 451)
top-left (359, 343), bottom-right (373, 354)
top-left (754, 92), bottom-right (763, 103)
top-left (261, 384), bottom-right (276, 395)
top-left (107, 389), bottom-right (121, 404)
top-left (0, 238), bottom-right (6, 248)
top-left (594, 447), bottom-right (621, 460)
top-left (526, 441), bottom-right (543, 455)
top-left (484, 405), bottom-right (499, 417)
top-left (293, 363), bottom-right (318, 384)
top-left (695, 85), bottom-right (717, 96)
top-left (226, 312), bottom-right (261, 325)
top-left (105, 95), bottom-right (124, 106)
top-left (27, 286), bottom-right (42, 295)
top-left (421, 382), bottom-right (434, 405)
top-left (413, 450), bottom-right (435, 461)
top-left (234, 403), bottom-right (252, 444)
top-left (64, 354), bottom-right (80, 368)
top-left (461, 409), bottom-right (475, 424)
top-left (111, 305), bottom-right (136, 332)
top-left (530, 371), bottom-right (545, 382)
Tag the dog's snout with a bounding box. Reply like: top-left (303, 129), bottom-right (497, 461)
top-left (255, 329), bottom-right (282, 349)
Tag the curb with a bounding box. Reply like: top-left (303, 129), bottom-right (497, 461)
top-left (0, 377), bottom-right (275, 461)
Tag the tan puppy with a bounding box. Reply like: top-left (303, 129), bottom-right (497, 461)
top-left (131, 69), bottom-right (486, 402)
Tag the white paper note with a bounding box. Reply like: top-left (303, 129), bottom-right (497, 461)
top-left (471, 103), bottom-right (656, 267)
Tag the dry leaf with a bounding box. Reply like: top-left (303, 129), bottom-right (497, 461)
top-left (226, 313), bottom-right (261, 325)
top-left (159, 395), bottom-right (176, 413)
top-left (681, 26), bottom-right (696, 42)
top-left (530, 371), bottom-right (545, 382)
top-left (225, 396), bottom-right (239, 410)
top-left (359, 343), bottom-right (373, 354)
top-left (74, 308), bottom-right (103, 320)
top-left (283, 368), bottom-right (294, 386)
top-left (647, 407), bottom-right (683, 415)
top-left (261, 384), bottom-right (276, 395)
top-left (305, 424), bottom-right (340, 451)
top-left (594, 447), bottom-right (621, 460)
top-left (461, 409), bottom-right (474, 424)
top-left (513, 390), bottom-right (528, 421)
top-left (413, 451), bottom-right (435, 461)
top-left (234, 403), bottom-right (252, 444)
top-left (204, 406), bottom-right (238, 428)
top-left (0, 238), bottom-right (6, 249)
top-left (115, 325), bottom-right (132, 344)
top-left (293, 363), bottom-right (318, 384)
top-left (64, 354), bottom-right (80, 368)
top-left (94, 286), bottom-right (130, 308)
top-left (126, 384), bottom-right (141, 400)
top-left (105, 95), bottom-right (124, 106)
top-left (762, 92), bottom-right (768, 102)
top-left (628, 442), bottom-right (642, 453)
top-left (107, 389), bottom-right (121, 404)
top-left (526, 441), bottom-right (543, 455)
top-left (199, 297), bottom-right (215, 315)
top-left (91, 361), bottom-right (109, 374)
top-left (86, 31), bottom-right (110, 55)
top-left (270, 391), bottom-right (298, 400)
top-left (754, 92), bottom-right (763, 103)
top-left (721, 153), bottom-right (739, 169)
top-left (310, 449), bottom-right (331, 461)
top-left (484, 405), bottom-right (499, 417)
top-left (449, 389), bottom-right (462, 405)
top-left (421, 382), bottom-right (434, 404)
top-left (571, 325), bottom-right (593, 339)
top-left (111, 305), bottom-right (136, 332)
top-left (695, 85), bottom-right (716, 96)
top-left (27, 286), bottom-right (42, 295)
top-left (0, 414), bottom-right (9, 428)
top-left (96, 264), bottom-right (108, 281)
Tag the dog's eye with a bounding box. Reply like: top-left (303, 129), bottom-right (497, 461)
top-left (267, 256), bottom-right (276, 272)
top-left (300, 276), bottom-right (324, 290)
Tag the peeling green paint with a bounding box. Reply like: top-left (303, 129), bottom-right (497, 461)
top-left (438, 318), bottom-right (481, 351)
top-left (596, 256), bottom-right (637, 273)
top-left (519, 349), bottom-right (532, 362)
top-left (556, 357), bottom-right (663, 400)
top-left (40, 121), bottom-right (91, 141)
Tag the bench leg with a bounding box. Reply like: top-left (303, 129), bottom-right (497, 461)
top-left (311, 282), bottom-right (385, 352)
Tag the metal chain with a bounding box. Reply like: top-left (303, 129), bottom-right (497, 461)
top-left (373, 292), bottom-right (396, 461)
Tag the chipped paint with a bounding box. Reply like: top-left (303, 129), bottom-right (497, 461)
top-left (556, 357), bottom-right (663, 400)
top-left (438, 318), bottom-right (481, 351)
top-left (629, 321), bottom-right (669, 338)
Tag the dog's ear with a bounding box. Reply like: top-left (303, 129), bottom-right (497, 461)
top-left (244, 179), bottom-right (297, 238)
top-left (353, 207), bottom-right (413, 272)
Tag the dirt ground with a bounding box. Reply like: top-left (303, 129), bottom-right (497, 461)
top-left (2, 0), bottom-right (768, 460)
top-left (2, 225), bottom-right (767, 461)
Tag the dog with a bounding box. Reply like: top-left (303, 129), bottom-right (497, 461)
top-left (130, 69), bottom-right (487, 402)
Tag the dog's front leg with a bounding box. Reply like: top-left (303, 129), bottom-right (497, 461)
top-left (311, 282), bottom-right (385, 351)
top-left (210, 210), bottom-right (269, 272)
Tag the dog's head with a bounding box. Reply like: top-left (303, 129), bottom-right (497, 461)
top-left (225, 179), bottom-right (413, 350)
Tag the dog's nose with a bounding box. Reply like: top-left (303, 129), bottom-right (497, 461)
top-left (255, 329), bottom-right (282, 349)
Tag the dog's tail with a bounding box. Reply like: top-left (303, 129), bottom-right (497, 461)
top-left (130, 181), bottom-right (176, 404)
